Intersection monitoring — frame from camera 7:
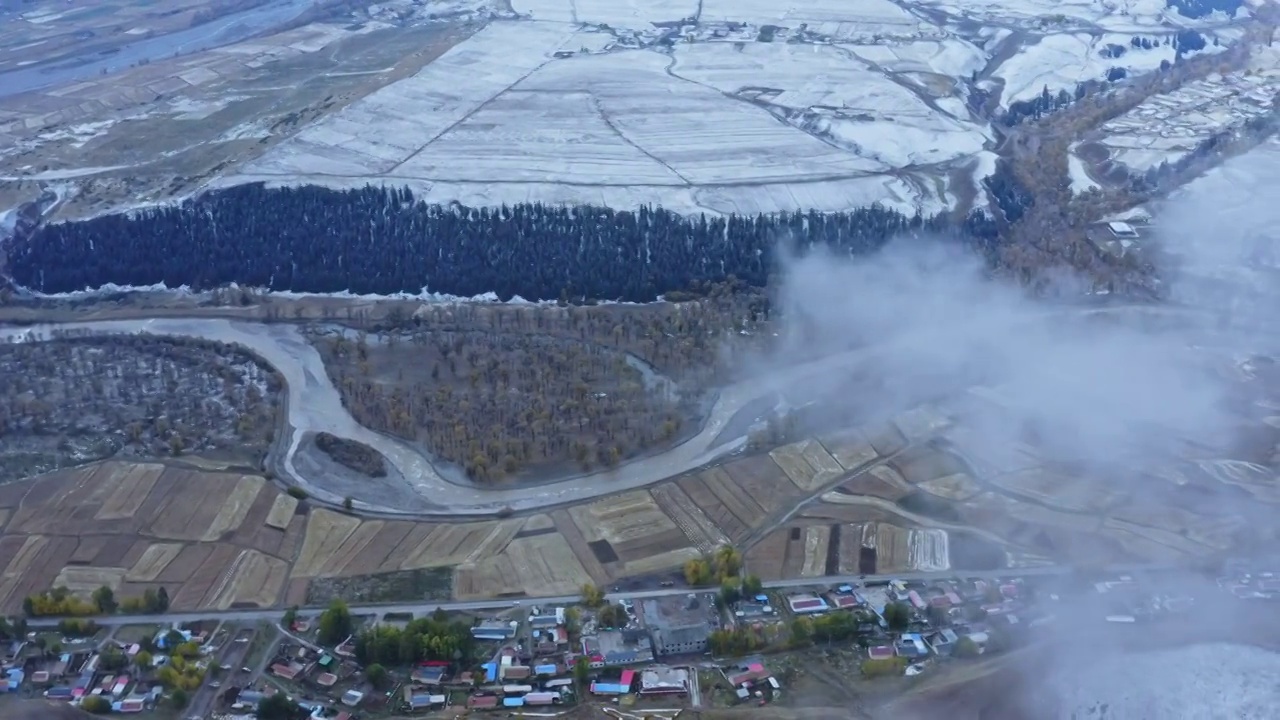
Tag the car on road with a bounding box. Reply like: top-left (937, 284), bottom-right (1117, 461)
top-left (511, 600), bottom-right (521, 606)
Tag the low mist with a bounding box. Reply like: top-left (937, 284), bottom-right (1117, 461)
top-left (732, 140), bottom-right (1280, 718)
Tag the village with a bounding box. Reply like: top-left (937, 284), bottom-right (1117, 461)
top-left (2, 556), bottom-right (1276, 720)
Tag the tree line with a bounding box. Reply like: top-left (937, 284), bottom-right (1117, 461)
top-left (7, 183), bottom-right (998, 303)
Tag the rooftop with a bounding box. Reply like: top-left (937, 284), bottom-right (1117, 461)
top-left (640, 666), bottom-right (690, 694)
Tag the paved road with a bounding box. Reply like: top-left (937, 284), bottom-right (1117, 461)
top-left (0, 303), bottom-right (1210, 517)
top-left (27, 564), bottom-right (1170, 628)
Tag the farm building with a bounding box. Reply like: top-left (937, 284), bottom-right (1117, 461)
top-left (641, 595), bottom-right (716, 656)
top-left (525, 691), bottom-right (561, 706)
top-left (787, 595), bottom-right (829, 614)
top-left (829, 593), bottom-right (863, 610)
top-left (472, 620), bottom-right (517, 640)
top-left (867, 645), bottom-right (896, 660)
top-left (529, 607), bottom-right (565, 628)
top-left (403, 688), bottom-right (445, 710)
top-left (896, 633), bottom-right (929, 658)
top-left (928, 629), bottom-right (960, 655)
top-left (584, 629), bottom-right (654, 666)
top-left (591, 669), bottom-right (636, 695)
top-left (640, 666), bottom-right (689, 695)
top-left (412, 665), bottom-right (445, 684)
top-left (500, 665), bottom-right (531, 681)
top-left (113, 698), bottom-right (145, 713)
top-left (271, 662), bottom-right (304, 680)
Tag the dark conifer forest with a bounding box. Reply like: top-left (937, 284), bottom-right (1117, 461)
top-left (9, 184), bottom-right (998, 302)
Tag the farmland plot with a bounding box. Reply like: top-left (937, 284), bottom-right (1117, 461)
top-left (819, 428), bottom-right (881, 473)
top-left (650, 483), bottom-right (729, 554)
top-left (456, 533), bottom-right (595, 599)
top-left (292, 509), bottom-right (362, 578)
top-left (721, 455), bottom-right (806, 514)
top-left (95, 463), bottom-right (165, 521)
top-left (672, 42), bottom-right (987, 169)
top-left (264, 494), bottom-right (298, 530)
top-left (801, 526), bottom-right (830, 577)
top-left (208, 549), bottom-right (289, 609)
top-left (126, 543), bottom-right (183, 582)
top-left (201, 475), bottom-right (264, 541)
top-left (241, 21), bottom-right (578, 178)
top-left (915, 473), bottom-right (983, 501)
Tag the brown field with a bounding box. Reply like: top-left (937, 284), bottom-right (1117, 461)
top-left (292, 509), bottom-right (363, 578)
top-left (863, 421), bottom-right (910, 457)
top-left (818, 427), bottom-right (881, 472)
top-left (455, 533), bottom-right (594, 600)
top-left (891, 446), bottom-right (968, 485)
top-left (720, 455), bottom-right (806, 514)
top-left (126, 543), bottom-right (184, 582)
top-left (868, 464), bottom-right (910, 489)
top-left (676, 467), bottom-right (767, 543)
top-left (521, 514), bottom-right (555, 532)
top-left (52, 566), bottom-right (127, 594)
top-left (0, 461), bottom-right (306, 614)
top-left (987, 469), bottom-right (1127, 513)
top-left (68, 536), bottom-right (110, 565)
top-left (550, 509), bottom-right (609, 584)
top-left (202, 475), bottom-right (265, 541)
top-left (837, 523), bottom-right (866, 574)
top-left (396, 523), bottom-right (510, 570)
top-left (649, 483), bottom-right (729, 554)
top-left (800, 526), bottom-right (830, 577)
top-left (916, 473), bottom-right (984, 501)
top-left (171, 543), bottom-right (241, 611)
top-left (264, 494), bottom-right (299, 530)
top-left (95, 464), bottom-right (166, 520)
top-left (567, 491), bottom-right (679, 545)
top-left (743, 529), bottom-right (791, 581)
top-left (0, 536), bottom-right (50, 608)
top-left (208, 550), bottom-right (289, 609)
top-left (892, 405), bottom-right (953, 442)
top-left (769, 442), bottom-right (820, 492)
top-left (835, 468), bottom-right (913, 501)
top-left (862, 523), bottom-right (913, 573)
top-left (1101, 518), bottom-right (1216, 558)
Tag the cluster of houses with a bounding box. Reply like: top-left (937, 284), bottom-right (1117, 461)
top-left (1218, 561), bottom-right (1280, 601)
top-left (783, 577), bottom-right (1045, 668)
top-left (0, 627), bottom-right (202, 713)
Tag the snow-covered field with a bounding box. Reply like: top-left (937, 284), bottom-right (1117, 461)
top-left (1057, 643), bottom-right (1280, 719)
top-left (513, 0), bottom-right (696, 27)
top-left (1097, 55), bottom-right (1279, 173)
top-left (699, 0), bottom-right (941, 41)
top-left (231, 18), bottom-right (978, 216)
top-left (214, 0), bottom-right (1256, 216)
top-left (994, 32), bottom-right (1186, 105)
top-left (1068, 142), bottom-right (1100, 194)
top-left (919, 0), bottom-right (1248, 29)
top-left (671, 42), bottom-right (988, 168)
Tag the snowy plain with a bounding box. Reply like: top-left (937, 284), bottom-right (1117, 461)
top-left (221, 0), bottom-right (1257, 217)
top-left (1057, 643), bottom-right (1280, 720)
top-left (1095, 46), bottom-right (1279, 173)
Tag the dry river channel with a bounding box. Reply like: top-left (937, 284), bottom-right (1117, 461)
top-left (0, 302), bottom-right (1245, 518)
